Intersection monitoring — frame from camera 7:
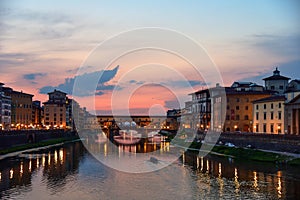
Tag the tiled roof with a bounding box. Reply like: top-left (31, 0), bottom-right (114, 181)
top-left (252, 95), bottom-right (286, 103)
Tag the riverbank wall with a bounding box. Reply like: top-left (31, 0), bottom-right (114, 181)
top-left (0, 130), bottom-right (77, 150)
top-left (199, 132), bottom-right (300, 153)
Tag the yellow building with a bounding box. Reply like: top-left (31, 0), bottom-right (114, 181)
top-left (43, 90), bottom-right (67, 128)
top-left (210, 82), bottom-right (274, 133)
top-left (252, 95), bottom-right (286, 134)
top-left (44, 103), bottom-right (67, 128)
top-left (4, 88), bottom-right (33, 128)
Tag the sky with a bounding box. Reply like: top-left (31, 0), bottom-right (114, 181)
top-left (1, 0), bottom-right (300, 115)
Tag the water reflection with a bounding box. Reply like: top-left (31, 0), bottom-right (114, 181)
top-left (277, 171), bottom-right (282, 199)
top-left (0, 141), bottom-right (299, 199)
top-left (234, 167), bottom-right (240, 194)
top-left (179, 152), bottom-right (300, 199)
top-left (0, 142), bottom-right (85, 199)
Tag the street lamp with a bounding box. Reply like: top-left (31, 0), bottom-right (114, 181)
top-left (234, 125), bottom-right (238, 131)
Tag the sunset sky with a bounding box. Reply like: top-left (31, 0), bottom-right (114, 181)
top-left (1, 0), bottom-right (300, 115)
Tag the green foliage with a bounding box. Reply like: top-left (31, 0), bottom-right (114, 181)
top-left (180, 141), bottom-right (300, 166)
top-left (287, 158), bottom-right (300, 166)
top-left (0, 136), bottom-right (79, 155)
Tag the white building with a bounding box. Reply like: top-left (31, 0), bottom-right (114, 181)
top-left (263, 67), bottom-right (290, 94)
top-left (0, 83), bottom-right (11, 130)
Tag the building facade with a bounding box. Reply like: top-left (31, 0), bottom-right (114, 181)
top-left (189, 89), bottom-right (211, 131)
top-left (0, 83), bottom-right (11, 130)
top-left (252, 96), bottom-right (286, 134)
top-left (285, 94), bottom-right (300, 135)
top-left (32, 100), bottom-right (43, 127)
top-left (43, 90), bottom-right (67, 128)
top-left (223, 89), bottom-right (273, 132)
top-left (210, 82), bottom-right (274, 132)
top-left (3, 88), bottom-right (33, 128)
top-left (263, 68), bottom-right (290, 94)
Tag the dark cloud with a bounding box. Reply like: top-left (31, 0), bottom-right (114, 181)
top-left (239, 59), bottom-right (300, 84)
top-left (129, 80), bottom-right (137, 84)
top-left (129, 80), bottom-right (145, 85)
top-left (65, 66), bottom-right (94, 74)
top-left (250, 33), bottom-right (300, 57)
top-left (39, 66), bottom-right (120, 96)
top-left (95, 91), bottom-right (105, 96)
top-left (0, 53), bottom-right (37, 71)
top-left (166, 80), bottom-right (207, 88)
top-left (23, 73), bottom-right (47, 80)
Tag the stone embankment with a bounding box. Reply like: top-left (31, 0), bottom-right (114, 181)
top-left (199, 132), bottom-right (300, 153)
top-left (0, 130), bottom-right (77, 150)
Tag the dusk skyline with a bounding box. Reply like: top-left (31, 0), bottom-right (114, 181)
top-left (1, 0), bottom-right (300, 115)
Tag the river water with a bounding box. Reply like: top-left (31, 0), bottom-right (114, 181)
top-left (0, 140), bottom-right (299, 200)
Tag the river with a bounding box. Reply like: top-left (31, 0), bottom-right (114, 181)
top-left (0, 140), bottom-right (299, 199)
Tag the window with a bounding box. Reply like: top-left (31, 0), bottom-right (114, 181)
top-left (279, 85), bottom-right (283, 90)
top-left (278, 111), bottom-right (282, 120)
top-left (256, 123), bottom-right (259, 132)
top-left (236, 98), bottom-right (240, 102)
top-left (271, 103), bottom-right (273, 109)
top-left (270, 124), bottom-right (274, 133)
top-left (263, 112), bottom-right (267, 120)
top-left (227, 106), bottom-right (230, 110)
top-left (263, 124), bottom-right (267, 133)
top-left (278, 103), bottom-right (281, 108)
top-left (236, 106), bottom-right (240, 110)
top-left (244, 115), bottom-right (249, 120)
top-left (271, 86), bottom-right (275, 90)
top-left (236, 115), bottom-right (240, 120)
top-left (270, 112), bottom-right (274, 120)
top-left (256, 112), bottom-right (259, 120)
top-left (226, 115), bottom-right (230, 120)
top-left (245, 106), bottom-right (249, 110)
top-left (256, 105), bottom-right (259, 110)
top-left (246, 98), bottom-right (249, 102)
top-left (264, 104), bottom-right (266, 109)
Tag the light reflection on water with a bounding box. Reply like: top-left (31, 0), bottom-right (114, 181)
top-left (0, 141), bottom-right (299, 200)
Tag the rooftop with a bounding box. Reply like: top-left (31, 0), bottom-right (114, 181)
top-left (252, 95), bottom-right (286, 103)
top-left (263, 67), bottom-right (290, 81)
top-left (48, 89), bottom-right (67, 95)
